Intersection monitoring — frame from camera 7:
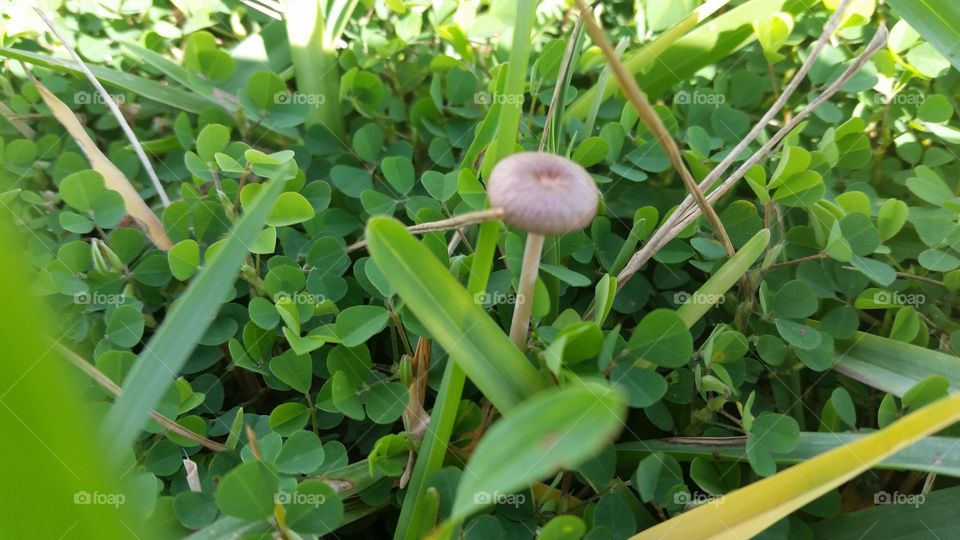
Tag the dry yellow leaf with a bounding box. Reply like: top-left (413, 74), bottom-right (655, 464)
top-left (34, 81), bottom-right (172, 249)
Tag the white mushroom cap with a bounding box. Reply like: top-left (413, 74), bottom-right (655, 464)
top-left (487, 152), bottom-right (599, 235)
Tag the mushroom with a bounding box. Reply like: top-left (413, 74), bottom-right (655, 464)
top-left (487, 151), bottom-right (599, 348)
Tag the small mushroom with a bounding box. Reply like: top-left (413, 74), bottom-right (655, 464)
top-left (487, 152), bottom-right (599, 348)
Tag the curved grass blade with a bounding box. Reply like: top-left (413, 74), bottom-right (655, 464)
top-left (120, 42), bottom-right (300, 140)
top-left (365, 217), bottom-right (545, 412)
top-left (101, 162), bottom-right (294, 461)
top-left (0, 47), bottom-right (209, 112)
top-left (618, 432), bottom-right (960, 477)
top-left (631, 392), bottom-right (960, 539)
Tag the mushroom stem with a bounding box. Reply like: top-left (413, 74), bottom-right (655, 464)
top-left (509, 232), bottom-right (545, 348)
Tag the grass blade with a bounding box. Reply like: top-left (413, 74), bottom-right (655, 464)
top-left (631, 392), bottom-right (960, 539)
top-left (120, 42), bottom-right (301, 141)
top-left (283, 0), bottom-right (347, 135)
top-left (325, 0), bottom-right (361, 47)
top-left (676, 229), bottom-right (770, 327)
top-left (828, 329), bottom-right (960, 396)
top-left (486, 0), bottom-right (538, 168)
top-left (618, 432), bottom-right (960, 477)
top-left (57, 345), bottom-right (228, 452)
top-left (0, 219), bottom-right (148, 539)
top-left (35, 8), bottom-right (170, 207)
top-left (887, 0), bottom-right (960, 71)
top-left (392, 0), bottom-right (536, 519)
top-left (102, 162), bottom-right (294, 461)
top-left (810, 485), bottom-right (960, 538)
top-left (393, 217), bottom-right (503, 539)
top-left (365, 217), bottom-right (545, 412)
top-left (186, 517), bottom-right (271, 540)
top-left (0, 47), bottom-right (209, 112)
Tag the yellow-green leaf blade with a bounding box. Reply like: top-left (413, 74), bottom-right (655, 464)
top-left (631, 393), bottom-right (960, 539)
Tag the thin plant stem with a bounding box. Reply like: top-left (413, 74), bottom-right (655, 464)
top-left (346, 208), bottom-right (504, 253)
top-left (575, 0), bottom-right (734, 257)
top-left (668, 0), bottom-right (853, 228)
top-left (57, 344), bottom-right (228, 452)
top-left (616, 23), bottom-right (888, 289)
top-left (34, 8), bottom-right (170, 207)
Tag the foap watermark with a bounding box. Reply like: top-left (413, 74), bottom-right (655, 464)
top-left (74, 291), bottom-right (126, 305)
top-left (874, 490), bottom-right (925, 508)
top-left (473, 491), bottom-right (525, 507)
top-left (74, 91), bottom-right (125, 105)
top-left (674, 490), bottom-right (725, 507)
top-left (474, 91), bottom-right (524, 107)
top-left (273, 291), bottom-right (326, 305)
top-left (877, 93), bottom-right (926, 106)
top-left (275, 490), bottom-right (327, 506)
top-left (74, 491), bottom-right (125, 508)
top-left (874, 290), bottom-right (925, 307)
top-left (474, 291), bottom-right (525, 306)
top-left (674, 90), bottom-right (725, 107)
top-left (674, 291), bottom-right (725, 306)
top-left (274, 92), bottom-right (326, 106)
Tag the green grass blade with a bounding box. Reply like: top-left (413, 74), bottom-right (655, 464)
top-left (120, 43), bottom-right (300, 140)
top-left (395, 0), bottom-right (536, 524)
top-left (394, 361), bottom-right (467, 539)
top-left (887, 0), bottom-right (960, 71)
top-left (0, 220), bottom-right (153, 539)
top-left (365, 217), bottom-right (545, 412)
top-left (394, 218), bottom-right (503, 539)
top-left (2, 44), bottom-right (300, 140)
top-left (0, 47), bottom-right (210, 113)
top-left (631, 392), bottom-right (960, 539)
top-left (810, 485), bottom-right (960, 538)
top-left (827, 329), bottom-right (960, 396)
top-left (618, 433), bottom-right (960, 476)
top-left (186, 517), bottom-right (271, 540)
top-left (284, 0), bottom-right (344, 135)
top-left (102, 163), bottom-right (293, 461)
top-left (676, 229), bottom-right (770, 327)
top-left (324, 0), bottom-right (361, 47)
top-left (486, 0), bottom-right (538, 167)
